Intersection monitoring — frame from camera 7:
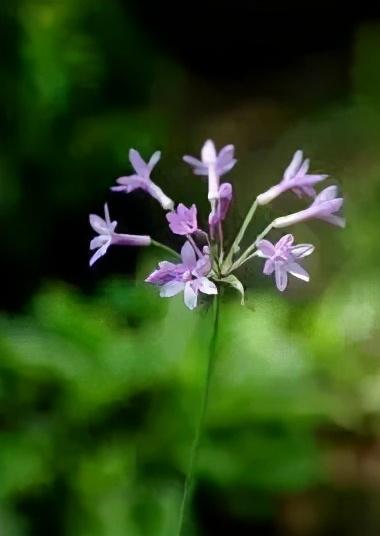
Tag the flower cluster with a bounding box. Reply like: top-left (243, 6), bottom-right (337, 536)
top-left (89, 142), bottom-right (344, 308)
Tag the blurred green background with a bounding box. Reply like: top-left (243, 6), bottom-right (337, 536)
top-left (2, 1), bottom-right (380, 534)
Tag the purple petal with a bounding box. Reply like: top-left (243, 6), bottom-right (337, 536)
top-left (287, 262), bottom-right (310, 282)
top-left (197, 277), bottom-right (218, 295)
top-left (201, 139), bottom-right (217, 164)
top-left (217, 158), bottom-right (237, 176)
top-left (313, 185), bottom-right (339, 204)
top-left (183, 155), bottom-right (205, 169)
top-left (129, 149), bottom-right (148, 177)
top-left (89, 242), bottom-right (110, 267)
top-left (181, 241), bottom-right (197, 269)
top-left (159, 281), bottom-right (185, 298)
top-left (148, 150), bottom-right (161, 170)
top-left (297, 157), bottom-right (310, 176)
top-left (290, 244), bottom-right (315, 258)
top-left (184, 282), bottom-right (198, 310)
top-left (113, 175), bottom-right (147, 192)
top-left (298, 174), bottom-right (328, 186)
top-left (319, 214), bottom-right (346, 227)
top-left (263, 259), bottom-right (275, 275)
top-left (275, 265), bottom-right (288, 292)
top-left (217, 144), bottom-right (235, 167)
top-left (146, 261), bottom-right (181, 285)
top-left (276, 234), bottom-right (294, 249)
top-left (283, 150), bottom-right (303, 182)
top-left (257, 239), bottom-right (276, 258)
top-left (104, 204), bottom-right (111, 226)
top-left (90, 236), bottom-right (107, 250)
top-left (193, 255), bottom-right (211, 277)
top-left (89, 214), bottom-right (108, 234)
top-left (317, 197), bottom-right (344, 215)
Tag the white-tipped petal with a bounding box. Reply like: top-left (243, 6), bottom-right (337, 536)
top-left (184, 282), bottom-right (198, 310)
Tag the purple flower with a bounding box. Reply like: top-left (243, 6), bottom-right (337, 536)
top-left (166, 203), bottom-right (198, 235)
top-left (257, 234), bottom-right (314, 291)
top-left (183, 140), bottom-right (236, 200)
top-left (257, 150), bottom-right (328, 205)
top-left (112, 149), bottom-right (174, 210)
top-left (89, 204), bottom-right (151, 266)
top-left (146, 241), bottom-right (217, 310)
top-left (273, 185), bottom-right (345, 229)
top-left (209, 182), bottom-right (233, 230)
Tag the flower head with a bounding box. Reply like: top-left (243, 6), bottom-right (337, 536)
top-left (89, 204), bottom-right (151, 266)
top-left (257, 150), bottom-right (328, 205)
top-left (146, 241), bottom-right (217, 310)
top-left (183, 140), bottom-right (236, 200)
top-left (257, 234), bottom-right (314, 291)
top-left (273, 185), bottom-right (345, 229)
top-left (112, 149), bottom-right (174, 210)
top-left (166, 203), bottom-right (198, 235)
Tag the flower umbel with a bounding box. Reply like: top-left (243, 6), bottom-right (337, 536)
top-left (112, 149), bottom-right (174, 210)
top-left (90, 140), bottom-right (344, 304)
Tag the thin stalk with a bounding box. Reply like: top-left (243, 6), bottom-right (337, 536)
top-left (187, 235), bottom-right (203, 259)
top-left (218, 222), bottom-right (224, 264)
top-left (176, 295), bottom-right (220, 536)
top-left (225, 221), bottom-right (274, 274)
top-left (225, 198), bottom-right (258, 264)
top-left (228, 250), bottom-right (260, 273)
top-left (151, 239), bottom-right (181, 259)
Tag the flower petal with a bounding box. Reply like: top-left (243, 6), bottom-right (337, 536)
top-left (89, 243), bottom-right (110, 267)
top-left (197, 277), bottom-right (218, 295)
top-left (148, 150), bottom-right (161, 170)
top-left (277, 234), bottom-right (294, 249)
top-left (160, 281), bottom-right (185, 297)
top-left (181, 241), bottom-right (197, 268)
top-left (184, 282), bottom-right (198, 310)
top-left (319, 214), bottom-right (346, 228)
top-left (89, 214), bottom-right (108, 234)
top-left (283, 150), bottom-right (303, 182)
top-left (290, 244), bottom-right (315, 258)
top-left (263, 259), bottom-right (275, 275)
top-left (90, 235), bottom-right (107, 250)
top-left (114, 175), bottom-right (147, 192)
top-left (217, 144), bottom-right (235, 167)
top-left (217, 158), bottom-right (237, 175)
top-left (129, 149), bottom-right (148, 177)
top-left (257, 239), bottom-right (276, 258)
top-left (201, 139), bottom-right (217, 164)
top-left (275, 265), bottom-right (288, 292)
top-left (183, 155), bottom-right (205, 168)
top-left (313, 185), bottom-right (338, 204)
top-left (287, 262), bottom-right (310, 282)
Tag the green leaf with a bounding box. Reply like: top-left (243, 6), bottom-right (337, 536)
top-left (219, 275), bottom-right (245, 305)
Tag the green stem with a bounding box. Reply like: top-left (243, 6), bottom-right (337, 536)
top-left (228, 250), bottom-right (260, 273)
top-left (176, 295), bottom-right (220, 536)
top-left (225, 221), bottom-right (274, 274)
top-left (151, 239), bottom-right (181, 259)
top-left (224, 199), bottom-right (258, 265)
